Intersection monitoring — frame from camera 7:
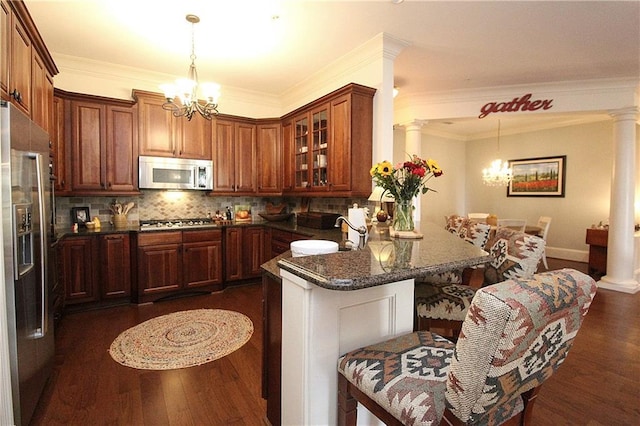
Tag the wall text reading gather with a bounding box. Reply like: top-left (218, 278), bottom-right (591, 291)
top-left (479, 93), bottom-right (553, 119)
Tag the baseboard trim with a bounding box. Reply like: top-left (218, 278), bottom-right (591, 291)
top-left (546, 247), bottom-right (588, 263)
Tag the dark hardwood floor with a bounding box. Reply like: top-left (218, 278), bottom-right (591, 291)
top-left (31, 259), bottom-right (639, 425)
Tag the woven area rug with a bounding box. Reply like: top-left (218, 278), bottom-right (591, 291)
top-left (109, 309), bottom-right (253, 370)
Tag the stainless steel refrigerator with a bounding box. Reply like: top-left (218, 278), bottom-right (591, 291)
top-left (1, 101), bottom-right (54, 426)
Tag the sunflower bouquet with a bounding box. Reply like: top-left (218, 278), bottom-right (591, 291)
top-left (370, 154), bottom-right (443, 201)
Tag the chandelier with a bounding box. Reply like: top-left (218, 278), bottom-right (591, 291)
top-left (160, 14), bottom-right (220, 121)
top-left (482, 120), bottom-right (513, 186)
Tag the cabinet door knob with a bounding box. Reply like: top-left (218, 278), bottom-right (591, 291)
top-left (10, 89), bottom-right (22, 103)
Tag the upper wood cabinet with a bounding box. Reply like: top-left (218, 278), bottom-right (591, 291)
top-left (107, 105), bottom-right (139, 192)
top-left (31, 49), bottom-right (54, 131)
top-left (282, 83), bottom-right (375, 197)
top-left (1, 1), bottom-right (9, 97)
top-left (212, 116), bottom-right (256, 194)
top-left (60, 90), bottom-right (138, 195)
top-left (133, 90), bottom-right (212, 160)
top-left (289, 103), bottom-right (330, 193)
top-left (8, 5), bottom-right (31, 114)
top-left (51, 95), bottom-right (68, 193)
top-left (256, 121), bottom-right (282, 194)
top-left (1, 0), bottom-right (57, 123)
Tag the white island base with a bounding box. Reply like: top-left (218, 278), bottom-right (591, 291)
top-left (280, 269), bottom-right (414, 426)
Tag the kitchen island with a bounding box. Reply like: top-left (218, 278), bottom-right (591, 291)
top-left (269, 222), bottom-right (490, 426)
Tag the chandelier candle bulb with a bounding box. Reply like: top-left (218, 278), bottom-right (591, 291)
top-left (161, 14), bottom-right (220, 120)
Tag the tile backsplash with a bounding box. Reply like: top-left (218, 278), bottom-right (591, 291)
top-left (55, 190), bottom-right (371, 228)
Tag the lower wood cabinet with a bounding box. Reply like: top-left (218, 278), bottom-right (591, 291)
top-left (183, 230), bottom-right (223, 289)
top-left (60, 236), bottom-right (98, 305)
top-left (100, 233), bottom-right (131, 299)
top-left (59, 233), bottom-right (131, 310)
top-left (136, 229), bottom-right (223, 303)
top-left (262, 274), bottom-right (282, 426)
top-left (270, 228), bottom-right (310, 258)
top-left (224, 226), bottom-right (267, 283)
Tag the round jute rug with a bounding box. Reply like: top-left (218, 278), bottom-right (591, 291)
top-left (109, 309), bottom-right (253, 370)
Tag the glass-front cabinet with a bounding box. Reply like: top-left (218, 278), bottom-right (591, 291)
top-left (293, 104), bottom-right (329, 191)
top-left (283, 83), bottom-right (376, 197)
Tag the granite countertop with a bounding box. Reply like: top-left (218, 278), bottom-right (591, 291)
top-left (275, 222), bottom-right (491, 291)
top-left (55, 217), bottom-right (342, 243)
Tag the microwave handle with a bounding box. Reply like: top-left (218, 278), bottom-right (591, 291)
top-left (194, 166), bottom-right (204, 189)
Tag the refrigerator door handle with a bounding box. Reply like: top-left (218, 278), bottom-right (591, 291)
top-left (29, 152), bottom-right (47, 337)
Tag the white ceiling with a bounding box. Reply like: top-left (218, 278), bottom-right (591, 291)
top-left (24, 0), bottom-right (640, 137)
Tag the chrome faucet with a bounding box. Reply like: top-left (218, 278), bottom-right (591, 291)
top-left (335, 216), bottom-right (367, 249)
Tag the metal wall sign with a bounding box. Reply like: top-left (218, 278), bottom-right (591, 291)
top-left (479, 93), bottom-right (554, 118)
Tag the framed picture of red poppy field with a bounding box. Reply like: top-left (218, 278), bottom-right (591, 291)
top-left (507, 155), bottom-right (566, 197)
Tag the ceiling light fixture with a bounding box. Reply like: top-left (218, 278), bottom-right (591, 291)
top-left (482, 120), bottom-right (513, 186)
top-left (160, 14), bottom-right (220, 121)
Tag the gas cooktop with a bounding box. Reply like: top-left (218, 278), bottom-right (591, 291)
top-left (139, 218), bottom-right (217, 231)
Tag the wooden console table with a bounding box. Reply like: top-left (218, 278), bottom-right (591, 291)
top-left (586, 228), bottom-right (607, 279)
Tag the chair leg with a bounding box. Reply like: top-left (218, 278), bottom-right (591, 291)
top-left (542, 251), bottom-right (548, 270)
top-left (338, 373), bottom-right (358, 426)
top-left (521, 385), bottom-right (542, 425)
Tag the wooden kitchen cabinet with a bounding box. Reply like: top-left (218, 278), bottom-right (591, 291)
top-left (99, 233), bottom-right (131, 299)
top-left (282, 83), bottom-right (375, 197)
top-left (137, 231), bottom-right (182, 299)
top-left (133, 90), bottom-right (212, 160)
top-left (212, 117), bottom-right (257, 194)
top-left (64, 91), bottom-right (138, 195)
top-left (7, 4), bottom-right (31, 114)
top-left (183, 229), bottom-right (223, 290)
top-left (59, 236), bottom-right (98, 305)
top-left (270, 228), bottom-right (310, 258)
top-left (281, 119), bottom-right (294, 192)
top-left (262, 274), bottom-right (283, 426)
top-left (70, 100), bottom-right (105, 191)
top-left (59, 233), bottom-right (132, 310)
top-left (30, 49), bottom-right (54, 131)
top-left (0, 0), bottom-right (9, 98)
top-left (256, 121), bottom-right (282, 194)
top-left (1, 0), bottom-right (57, 121)
top-left (224, 226), bottom-right (266, 283)
top-left (106, 105), bottom-right (138, 192)
top-left (51, 94), bottom-right (69, 193)
top-left (136, 229), bottom-right (224, 303)
top-left (290, 104), bottom-right (330, 193)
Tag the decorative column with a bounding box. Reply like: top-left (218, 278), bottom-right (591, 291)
top-left (404, 121), bottom-right (426, 225)
top-left (599, 108), bottom-right (640, 294)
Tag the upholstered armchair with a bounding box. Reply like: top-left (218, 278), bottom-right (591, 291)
top-left (338, 269), bottom-right (597, 426)
top-left (415, 227), bottom-right (546, 337)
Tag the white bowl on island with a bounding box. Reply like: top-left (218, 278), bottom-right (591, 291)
top-left (290, 240), bottom-right (339, 257)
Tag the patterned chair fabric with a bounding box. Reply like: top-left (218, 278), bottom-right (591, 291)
top-left (338, 269), bottom-right (597, 425)
top-left (457, 219), bottom-right (491, 249)
top-left (415, 228), bottom-right (546, 325)
top-left (444, 214), bottom-right (465, 234)
top-left (483, 226), bottom-right (545, 285)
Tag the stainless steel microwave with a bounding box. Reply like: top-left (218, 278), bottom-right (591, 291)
top-left (139, 156), bottom-right (213, 190)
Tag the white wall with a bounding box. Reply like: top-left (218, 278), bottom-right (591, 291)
top-left (393, 128), bottom-right (467, 227)
top-left (467, 120), bottom-right (615, 260)
top-left (393, 119), bottom-right (626, 261)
